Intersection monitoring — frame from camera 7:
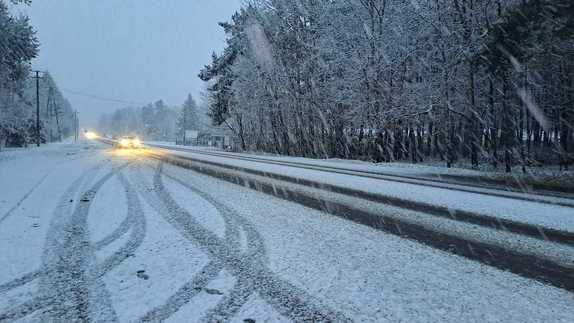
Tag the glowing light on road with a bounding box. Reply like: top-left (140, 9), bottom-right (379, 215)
top-left (132, 138), bottom-right (142, 147)
top-left (119, 138), bottom-right (131, 147)
top-left (109, 147), bottom-right (153, 159)
top-left (85, 131), bottom-right (99, 140)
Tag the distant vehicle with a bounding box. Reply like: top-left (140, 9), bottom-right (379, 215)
top-left (84, 131), bottom-right (99, 140)
top-left (117, 136), bottom-right (142, 149)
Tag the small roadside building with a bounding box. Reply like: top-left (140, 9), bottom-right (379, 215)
top-left (196, 126), bottom-right (236, 150)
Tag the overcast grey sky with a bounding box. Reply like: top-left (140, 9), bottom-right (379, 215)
top-left (18, 0), bottom-right (242, 127)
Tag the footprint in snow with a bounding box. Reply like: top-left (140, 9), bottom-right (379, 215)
top-left (136, 270), bottom-right (150, 280)
top-left (204, 288), bottom-right (224, 295)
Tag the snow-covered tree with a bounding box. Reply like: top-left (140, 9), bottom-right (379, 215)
top-left (98, 100), bottom-right (179, 142)
top-left (176, 93), bottom-right (199, 141)
top-left (0, 0), bottom-right (44, 148)
top-left (200, 0), bottom-right (574, 171)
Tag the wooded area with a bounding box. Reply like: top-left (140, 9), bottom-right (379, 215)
top-left (97, 95), bottom-right (202, 142)
top-left (201, 0), bottom-right (574, 172)
top-left (0, 0), bottom-right (76, 149)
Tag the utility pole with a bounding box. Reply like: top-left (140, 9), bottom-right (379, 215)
top-left (47, 88), bottom-right (63, 142)
top-left (55, 104), bottom-right (62, 142)
top-left (33, 71), bottom-right (43, 147)
top-left (46, 87), bottom-right (53, 142)
top-left (183, 105), bottom-right (187, 145)
top-left (74, 110), bottom-right (79, 142)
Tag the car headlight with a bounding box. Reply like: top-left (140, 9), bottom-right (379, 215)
top-left (85, 131), bottom-right (98, 140)
top-left (132, 139), bottom-right (141, 147)
top-left (120, 139), bottom-right (130, 147)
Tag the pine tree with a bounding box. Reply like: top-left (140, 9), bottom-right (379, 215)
top-left (0, 0), bottom-right (39, 148)
top-left (177, 94), bottom-right (199, 143)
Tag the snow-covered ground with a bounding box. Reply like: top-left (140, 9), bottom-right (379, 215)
top-left (1, 142), bottom-right (574, 322)
top-left (145, 142), bottom-right (574, 185)
top-left (145, 144), bottom-right (574, 233)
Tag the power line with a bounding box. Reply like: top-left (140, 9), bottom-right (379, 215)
top-left (59, 88), bottom-right (147, 106)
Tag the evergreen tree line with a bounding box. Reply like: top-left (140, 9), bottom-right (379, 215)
top-left (97, 95), bottom-right (202, 142)
top-left (0, 0), bottom-right (76, 149)
top-left (201, 0), bottom-right (574, 172)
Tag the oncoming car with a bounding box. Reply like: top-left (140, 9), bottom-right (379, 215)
top-left (116, 136), bottom-right (142, 149)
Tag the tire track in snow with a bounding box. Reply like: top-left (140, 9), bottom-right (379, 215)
top-left (137, 261), bottom-right (222, 322)
top-left (0, 161), bottom-right (129, 322)
top-left (198, 276), bottom-right (253, 323)
top-left (36, 162), bottom-right (129, 322)
top-left (94, 172), bottom-right (146, 278)
top-left (0, 300), bottom-right (45, 323)
top-left (159, 166), bottom-right (268, 265)
top-left (0, 167), bottom-right (148, 323)
top-left (128, 164), bottom-right (233, 322)
top-left (94, 205), bottom-right (135, 250)
top-left (0, 184), bottom-right (137, 295)
top-left (130, 162), bottom-right (256, 322)
top-left (148, 161), bottom-right (349, 322)
top-left (157, 166), bottom-right (268, 322)
top-left (0, 161), bottom-right (106, 322)
top-left (0, 271), bottom-right (42, 295)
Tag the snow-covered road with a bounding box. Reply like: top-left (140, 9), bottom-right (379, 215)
top-left (1, 142), bottom-right (574, 322)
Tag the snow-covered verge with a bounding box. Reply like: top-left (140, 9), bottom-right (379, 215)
top-left (147, 142), bottom-right (574, 194)
top-left (0, 140), bottom-right (101, 220)
top-left (145, 141), bottom-right (223, 152)
top-left (145, 145), bottom-right (574, 233)
top-left (380, 160), bottom-right (574, 193)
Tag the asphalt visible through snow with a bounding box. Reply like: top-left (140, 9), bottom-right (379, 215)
top-left (1, 141), bottom-right (574, 322)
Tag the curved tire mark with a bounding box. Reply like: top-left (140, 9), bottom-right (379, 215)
top-left (128, 165), bottom-right (232, 322)
top-left (0, 172), bottom-right (141, 296)
top-left (151, 161), bottom-right (349, 322)
top-left (0, 297), bottom-right (45, 322)
top-left (0, 271), bottom-right (42, 295)
top-left (157, 166), bottom-right (268, 322)
top-left (132, 161), bottom-right (255, 323)
top-left (137, 261), bottom-right (222, 323)
top-left (0, 200), bottom-right (136, 296)
top-left (36, 162), bottom-right (128, 322)
top-left (1, 161), bottom-right (107, 322)
top-left (198, 276), bottom-right (252, 323)
top-left (95, 172), bottom-right (146, 278)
